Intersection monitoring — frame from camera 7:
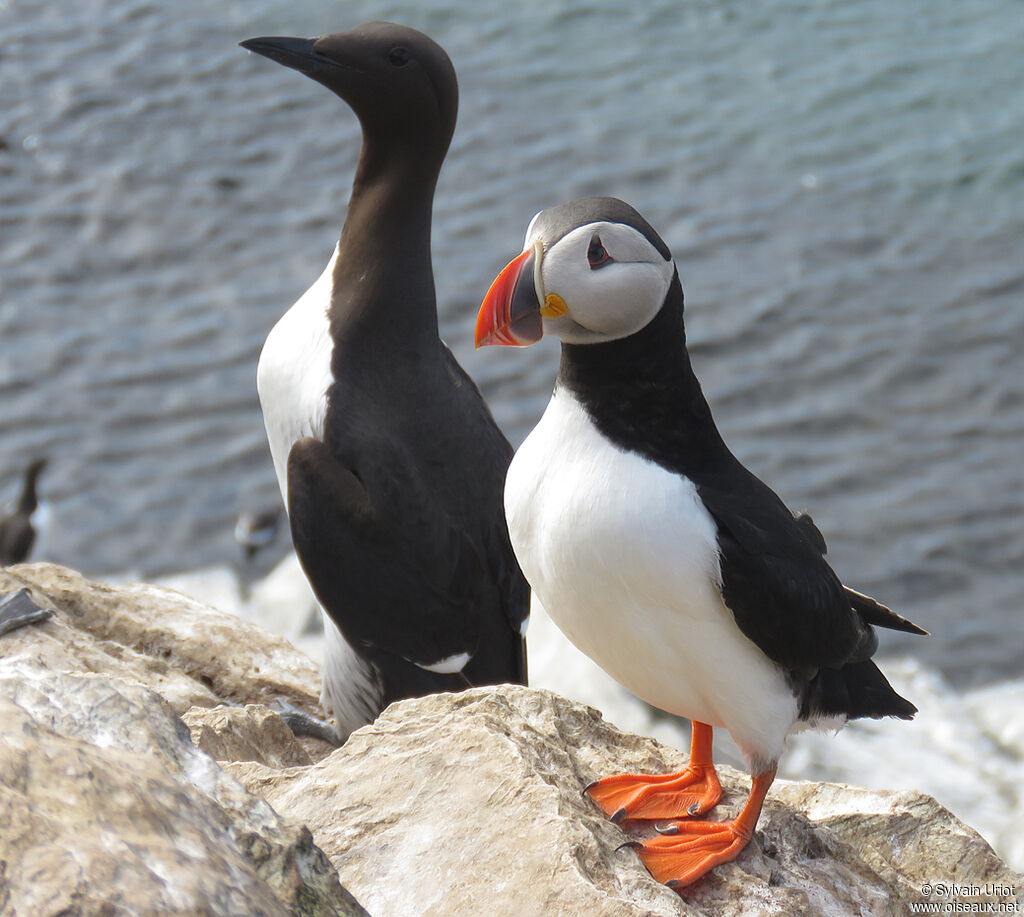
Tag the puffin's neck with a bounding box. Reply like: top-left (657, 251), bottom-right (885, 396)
top-left (329, 131), bottom-right (444, 359)
top-left (557, 274), bottom-right (730, 470)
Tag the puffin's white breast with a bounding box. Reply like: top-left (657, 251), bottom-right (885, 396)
top-left (505, 390), bottom-right (798, 767)
top-left (256, 245), bottom-right (338, 502)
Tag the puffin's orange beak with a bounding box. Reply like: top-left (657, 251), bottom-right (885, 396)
top-left (475, 245), bottom-right (544, 348)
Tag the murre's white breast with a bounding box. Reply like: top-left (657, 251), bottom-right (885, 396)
top-left (256, 244), bottom-right (382, 736)
top-left (505, 389), bottom-right (799, 769)
top-left (257, 245), bottom-right (338, 502)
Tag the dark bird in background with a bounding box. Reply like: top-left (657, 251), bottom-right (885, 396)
top-left (240, 23), bottom-right (529, 739)
top-left (476, 197), bottom-right (926, 888)
top-left (234, 506), bottom-right (284, 563)
top-left (0, 458), bottom-right (48, 566)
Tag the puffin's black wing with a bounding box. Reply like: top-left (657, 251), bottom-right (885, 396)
top-left (791, 512), bottom-right (925, 636)
top-left (697, 471), bottom-right (889, 673)
top-left (286, 436), bottom-right (493, 673)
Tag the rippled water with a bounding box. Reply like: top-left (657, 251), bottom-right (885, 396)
top-left (2, 0), bottom-right (1023, 690)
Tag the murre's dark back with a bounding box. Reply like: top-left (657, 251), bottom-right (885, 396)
top-left (243, 23), bottom-right (527, 737)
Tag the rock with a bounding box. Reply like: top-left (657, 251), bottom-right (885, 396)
top-left (0, 563), bottom-right (324, 723)
top-left (230, 686), bottom-right (1024, 917)
top-left (0, 587), bottom-right (52, 635)
top-left (0, 665), bottom-right (367, 917)
top-left (152, 552), bottom-right (1024, 875)
top-left (0, 563), bottom-right (366, 915)
top-left (154, 554), bottom-right (324, 663)
top-left (770, 781), bottom-right (1021, 907)
top-left (183, 703), bottom-right (315, 768)
top-left (3, 563), bottom-right (1020, 916)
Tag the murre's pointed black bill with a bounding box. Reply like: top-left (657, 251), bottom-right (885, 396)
top-left (241, 36), bottom-right (314, 66)
top-left (240, 36), bottom-right (360, 78)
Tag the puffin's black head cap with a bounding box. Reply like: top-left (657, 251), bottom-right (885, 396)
top-left (241, 22), bottom-right (458, 153)
top-left (529, 197), bottom-right (672, 261)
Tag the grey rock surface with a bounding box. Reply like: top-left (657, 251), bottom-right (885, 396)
top-left (0, 667), bottom-right (367, 917)
top-left (231, 686), bottom-right (1024, 917)
top-left (0, 563), bottom-right (365, 916)
top-left (3, 563), bottom-right (1021, 917)
top-left (183, 703), bottom-right (317, 768)
top-left (0, 563), bottom-right (325, 723)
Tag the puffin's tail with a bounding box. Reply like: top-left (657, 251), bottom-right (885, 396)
top-left (845, 587), bottom-right (928, 635)
top-left (795, 577), bottom-right (923, 722)
top-left (800, 658), bottom-right (917, 722)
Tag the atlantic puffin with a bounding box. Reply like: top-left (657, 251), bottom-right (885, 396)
top-left (241, 23), bottom-right (528, 738)
top-left (475, 196), bottom-right (925, 888)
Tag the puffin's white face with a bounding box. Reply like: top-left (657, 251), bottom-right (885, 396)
top-left (476, 206), bottom-right (676, 349)
top-left (525, 218), bottom-right (675, 345)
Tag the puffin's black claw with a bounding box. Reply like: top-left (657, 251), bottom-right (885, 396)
top-left (617, 840), bottom-right (644, 853)
top-left (655, 822), bottom-right (681, 835)
top-left (687, 802), bottom-right (702, 816)
top-left (610, 807), bottom-right (629, 824)
top-left (665, 879), bottom-right (681, 890)
top-left (582, 781), bottom-right (598, 797)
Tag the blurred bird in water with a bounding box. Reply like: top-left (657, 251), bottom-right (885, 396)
top-left (0, 458), bottom-right (49, 566)
top-left (234, 506), bottom-right (284, 563)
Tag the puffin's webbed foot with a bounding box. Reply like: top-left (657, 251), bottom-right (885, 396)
top-left (586, 763), bottom-right (722, 821)
top-left (586, 721), bottom-right (722, 820)
top-left (635, 768), bottom-right (775, 889)
top-left (638, 816), bottom-right (752, 886)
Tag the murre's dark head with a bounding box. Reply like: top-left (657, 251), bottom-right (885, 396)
top-left (241, 22), bottom-right (458, 158)
top-left (476, 197), bottom-right (676, 348)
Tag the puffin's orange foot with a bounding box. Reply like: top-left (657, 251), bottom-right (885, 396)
top-left (586, 764), bottom-right (722, 821)
top-left (632, 768), bottom-right (776, 890)
top-left (636, 817), bottom-right (752, 887)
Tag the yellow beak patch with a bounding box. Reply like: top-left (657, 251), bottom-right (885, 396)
top-left (540, 293), bottom-right (568, 318)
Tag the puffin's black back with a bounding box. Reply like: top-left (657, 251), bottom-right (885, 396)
top-left (557, 271), bottom-right (918, 722)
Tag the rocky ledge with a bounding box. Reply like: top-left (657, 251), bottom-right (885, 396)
top-left (1, 563), bottom-right (1021, 917)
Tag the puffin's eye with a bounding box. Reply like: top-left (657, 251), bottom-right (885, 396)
top-left (388, 46), bottom-right (411, 67)
top-left (587, 234), bottom-right (612, 269)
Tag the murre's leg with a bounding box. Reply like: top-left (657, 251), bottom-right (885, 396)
top-left (279, 710), bottom-right (343, 747)
top-left (636, 767), bottom-right (775, 889)
top-left (586, 721), bottom-right (722, 821)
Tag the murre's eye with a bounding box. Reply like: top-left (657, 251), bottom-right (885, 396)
top-left (587, 234), bottom-right (612, 269)
top-left (388, 46), bottom-right (411, 67)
